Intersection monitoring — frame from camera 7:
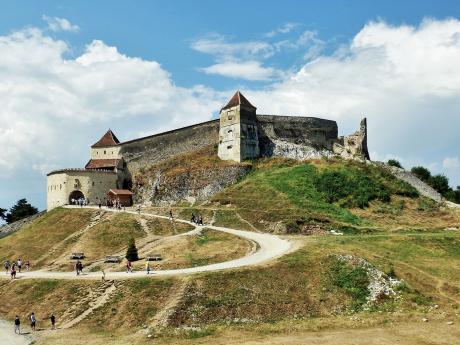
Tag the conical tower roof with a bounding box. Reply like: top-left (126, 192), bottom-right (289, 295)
top-left (221, 91), bottom-right (256, 112)
top-left (91, 129), bottom-right (120, 148)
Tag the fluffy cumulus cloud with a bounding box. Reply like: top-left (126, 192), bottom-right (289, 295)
top-left (244, 18), bottom-right (460, 186)
top-left (42, 15), bottom-right (80, 32)
top-left (0, 27), bottom-right (222, 179)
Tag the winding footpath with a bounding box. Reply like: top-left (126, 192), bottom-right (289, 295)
top-left (1, 206), bottom-right (291, 281)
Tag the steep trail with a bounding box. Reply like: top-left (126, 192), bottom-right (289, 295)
top-left (60, 282), bottom-right (117, 329)
top-left (1, 206), bottom-right (291, 281)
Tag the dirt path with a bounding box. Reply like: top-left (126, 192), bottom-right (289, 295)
top-left (0, 319), bottom-right (34, 345)
top-left (235, 211), bottom-right (260, 232)
top-left (149, 277), bottom-right (190, 328)
top-left (395, 260), bottom-right (460, 305)
top-left (1, 206), bottom-right (291, 281)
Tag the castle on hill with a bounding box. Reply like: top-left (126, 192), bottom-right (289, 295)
top-left (46, 91), bottom-right (369, 210)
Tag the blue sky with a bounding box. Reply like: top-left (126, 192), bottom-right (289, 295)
top-left (1, 0), bottom-right (460, 212)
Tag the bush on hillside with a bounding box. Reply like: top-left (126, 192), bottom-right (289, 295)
top-left (314, 170), bottom-right (390, 208)
top-left (387, 159), bottom-right (403, 169)
top-left (446, 187), bottom-right (460, 204)
top-left (428, 174), bottom-right (451, 196)
top-left (126, 237), bottom-right (139, 261)
top-left (411, 166), bottom-right (431, 181)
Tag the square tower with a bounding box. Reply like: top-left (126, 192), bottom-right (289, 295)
top-left (218, 91), bottom-right (260, 162)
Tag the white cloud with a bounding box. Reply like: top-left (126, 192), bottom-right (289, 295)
top-left (42, 15), bottom-right (80, 32)
top-left (0, 27), bottom-right (222, 177)
top-left (243, 18), bottom-right (460, 186)
top-left (199, 60), bottom-right (278, 81)
top-left (191, 33), bottom-right (274, 59)
top-left (266, 22), bottom-right (299, 37)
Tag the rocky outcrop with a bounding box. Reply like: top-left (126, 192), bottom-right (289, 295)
top-left (133, 153), bottom-right (251, 206)
top-left (0, 211), bottom-right (45, 239)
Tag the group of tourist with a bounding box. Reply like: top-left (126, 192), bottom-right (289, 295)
top-left (4, 259), bottom-right (30, 279)
top-left (13, 312), bottom-right (56, 334)
top-left (105, 198), bottom-right (124, 210)
top-left (70, 198), bottom-right (88, 207)
top-left (190, 213), bottom-right (204, 226)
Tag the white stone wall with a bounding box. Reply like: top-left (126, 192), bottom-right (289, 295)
top-left (47, 170), bottom-right (118, 210)
top-left (218, 107), bottom-right (242, 162)
top-left (90, 146), bottom-right (121, 160)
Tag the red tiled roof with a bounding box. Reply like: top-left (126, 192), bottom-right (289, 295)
top-left (91, 130), bottom-right (120, 148)
top-left (85, 159), bottom-right (120, 169)
top-left (108, 189), bottom-right (134, 195)
top-left (221, 91), bottom-right (256, 112)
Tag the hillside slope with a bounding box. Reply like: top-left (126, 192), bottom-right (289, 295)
top-left (207, 158), bottom-right (459, 233)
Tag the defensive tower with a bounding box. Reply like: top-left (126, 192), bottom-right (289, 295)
top-left (218, 91), bottom-right (260, 162)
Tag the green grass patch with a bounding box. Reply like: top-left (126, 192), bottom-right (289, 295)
top-left (327, 256), bottom-right (370, 311)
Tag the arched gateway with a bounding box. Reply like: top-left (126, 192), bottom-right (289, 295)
top-left (69, 190), bottom-right (85, 204)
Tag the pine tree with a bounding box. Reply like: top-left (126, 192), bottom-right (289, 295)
top-left (125, 237), bottom-right (139, 261)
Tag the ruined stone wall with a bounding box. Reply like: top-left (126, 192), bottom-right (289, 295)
top-left (119, 120), bottom-right (220, 173)
top-left (256, 115), bottom-right (338, 159)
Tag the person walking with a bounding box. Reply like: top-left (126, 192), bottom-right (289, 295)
top-left (17, 258), bottom-right (22, 273)
top-left (11, 266), bottom-right (16, 279)
top-left (145, 261), bottom-right (151, 275)
top-left (29, 312), bottom-right (36, 331)
top-left (14, 315), bottom-right (20, 334)
top-left (191, 213), bottom-right (196, 224)
top-left (169, 209), bottom-right (173, 221)
top-left (4, 260), bottom-right (11, 274)
top-left (25, 260), bottom-right (30, 271)
top-left (75, 260), bottom-right (82, 276)
top-left (50, 313), bottom-right (56, 330)
top-left (101, 269), bottom-right (106, 282)
top-left (126, 261), bottom-right (132, 273)
top-left (198, 216), bottom-right (203, 226)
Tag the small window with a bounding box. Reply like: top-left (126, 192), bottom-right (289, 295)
top-left (227, 129), bottom-right (233, 133)
top-left (227, 145), bottom-right (233, 149)
top-left (228, 115), bottom-right (234, 121)
top-left (104, 150), bottom-right (106, 154)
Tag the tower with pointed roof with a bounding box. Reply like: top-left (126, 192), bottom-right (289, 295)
top-left (218, 91), bottom-right (260, 162)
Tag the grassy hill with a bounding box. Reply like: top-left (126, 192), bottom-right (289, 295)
top-left (175, 158), bottom-right (459, 233)
top-left (1, 155), bottom-right (459, 345)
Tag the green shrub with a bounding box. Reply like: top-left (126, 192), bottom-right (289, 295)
top-left (428, 174), bottom-right (451, 195)
top-left (387, 159), bottom-right (403, 168)
top-left (328, 257), bottom-right (370, 310)
top-left (411, 166), bottom-right (431, 181)
top-left (314, 170), bottom-right (390, 208)
top-left (125, 237), bottom-right (139, 261)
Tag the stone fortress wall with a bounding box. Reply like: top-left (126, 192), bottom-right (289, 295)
top-left (119, 119), bottom-right (220, 174)
top-left (46, 91), bottom-right (369, 210)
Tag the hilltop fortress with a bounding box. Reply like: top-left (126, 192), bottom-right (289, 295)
top-left (47, 91), bottom-right (369, 210)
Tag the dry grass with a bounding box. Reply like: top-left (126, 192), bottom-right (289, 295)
top-left (0, 208), bottom-right (96, 268)
top-left (127, 229), bottom-right (252, 271)
top-left (76, 212), bottom-right (146, 262)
